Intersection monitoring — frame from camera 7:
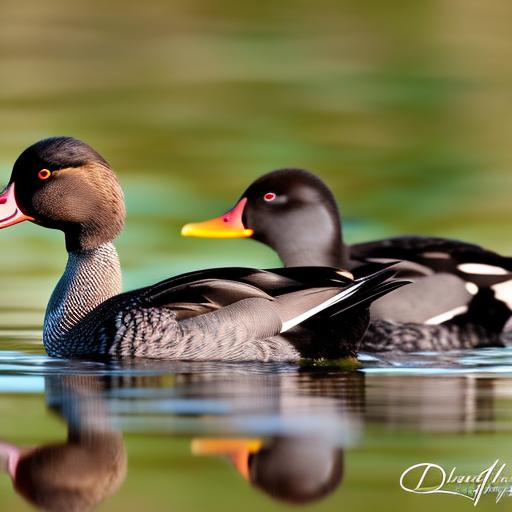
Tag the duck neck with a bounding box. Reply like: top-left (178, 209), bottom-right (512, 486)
top-left (270, 214), bottom-right (347, 268)
top-left (275, 236), bottom-right (347, 268)
top-left (43, 242), bottom-right (122, 348)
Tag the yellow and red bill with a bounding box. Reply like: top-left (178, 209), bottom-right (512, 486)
top-left (181, 198), bottom-right (253, 239)
top-left (191, 437), bottom-right (263, 480)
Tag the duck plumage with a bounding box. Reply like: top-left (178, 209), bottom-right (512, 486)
top-left (182, 168), bottom-right (512, 351)
top-left (0, 139), bottom-right (406, 361)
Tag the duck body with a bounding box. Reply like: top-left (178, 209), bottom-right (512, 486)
top-left (351, 236), bottom-right (512, 328)
top-left (1, 139), bottom-right (406, 361)
top-left (43, 241), bottom-right (401, 360)
top-left (351, 235), bottom-right (512, 350)
top-left (182, 168), bottom-right (512, 351)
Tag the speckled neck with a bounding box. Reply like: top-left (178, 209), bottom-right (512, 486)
top-left (43, 243), bottom-right (122, 350)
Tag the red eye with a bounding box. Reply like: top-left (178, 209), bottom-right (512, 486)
top-left (263, 192), bottom-right (276, 202)
top-left (38, 169), bottom-right (51, 180)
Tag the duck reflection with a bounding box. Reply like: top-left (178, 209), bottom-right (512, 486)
top-left (181, 367), bottom-right (359, 505)
top-left (0, 368), bottom-right (362, 510)
top-left (192, 435), bottom-right (343, 504)
top-left (1, 360), bottom-right (500, 510)
top-left (0, 375), bottom-right (126, 512)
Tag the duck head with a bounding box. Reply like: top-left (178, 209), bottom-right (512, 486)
top-left (192, 436), bottom-right (343, 504)
top-left (0, 137), bottom-right (126, 251)
top-left (182, 168), bottom-right (346, 267)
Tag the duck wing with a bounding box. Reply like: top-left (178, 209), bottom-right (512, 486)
top-left (139, 265), bottom-right (377, 322)
top-left (351, 236), bottom-right (512, 285)
top-left (67, 265), bottom-right (406, 361)
top-left (351, 236), bottom-right (512, 329)
top-left (141, 266), bottom-right (354, 306)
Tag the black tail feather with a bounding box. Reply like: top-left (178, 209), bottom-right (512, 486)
top-left (315, 262), bottom-right (410, 320)
top-left (350, 260), bottom-right (400, 280)
top-left (328, 280), bottom-right (410, 318)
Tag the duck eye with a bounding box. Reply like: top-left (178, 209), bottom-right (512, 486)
top-left (263, 192), bottom-right (276, 202)
top-left (38, 169), bottom-right (51, 180)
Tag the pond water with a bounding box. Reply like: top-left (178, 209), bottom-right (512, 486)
top-left (1, 0), bottom-right (512, 510)
top-left (2, 339), bottom-right (512, 511)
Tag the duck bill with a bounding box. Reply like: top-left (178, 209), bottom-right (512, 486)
top-left (0, 184), bottom-right (34, 228)
top-left (181, 198), bottom-right (254, 238)
top-left (0, 442), bottom-right (21, 478)
top-left (191, 438), bottom-right (262, 480)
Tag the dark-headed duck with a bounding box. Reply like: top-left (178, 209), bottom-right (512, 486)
top-left (192, 436), bottom-right (343, 505)
top-left (0, 140), bottom-right (406, 360)
top-left (182, 168), bottom-right (512, 350)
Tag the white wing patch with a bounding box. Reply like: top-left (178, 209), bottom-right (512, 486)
top-left (492, 280), bottom-right (512, 309)
top-left (465, 282), bottom-right (479, 295)
top-left (458, 263), bottom-right (508, 275)
top-left (337, 269), bottom-right (354, 280)
top-left (280, 281), bottom-right (364, 333)
top-left (425, 305), bottom-right (468, 325)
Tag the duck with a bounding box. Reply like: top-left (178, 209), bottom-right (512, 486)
top-left (0, 138), bottom-right (407, 361)
top-left (0, 374), bottom-right (126, 511)
top-left (181, 168), bottom-right (512, 351)
top-left (192, 436), bottom-right (343, 504)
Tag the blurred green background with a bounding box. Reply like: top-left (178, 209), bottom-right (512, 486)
top-left (1, 0), bottom-right (511, 312)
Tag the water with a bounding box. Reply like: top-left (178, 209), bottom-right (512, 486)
top-left (2, 343), bottom-right (512, 511)
top-left (1, 0), bottom-right (512, 510)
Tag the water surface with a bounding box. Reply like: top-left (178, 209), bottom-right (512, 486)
top-left (2, 340), bottom-right (512, 511)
